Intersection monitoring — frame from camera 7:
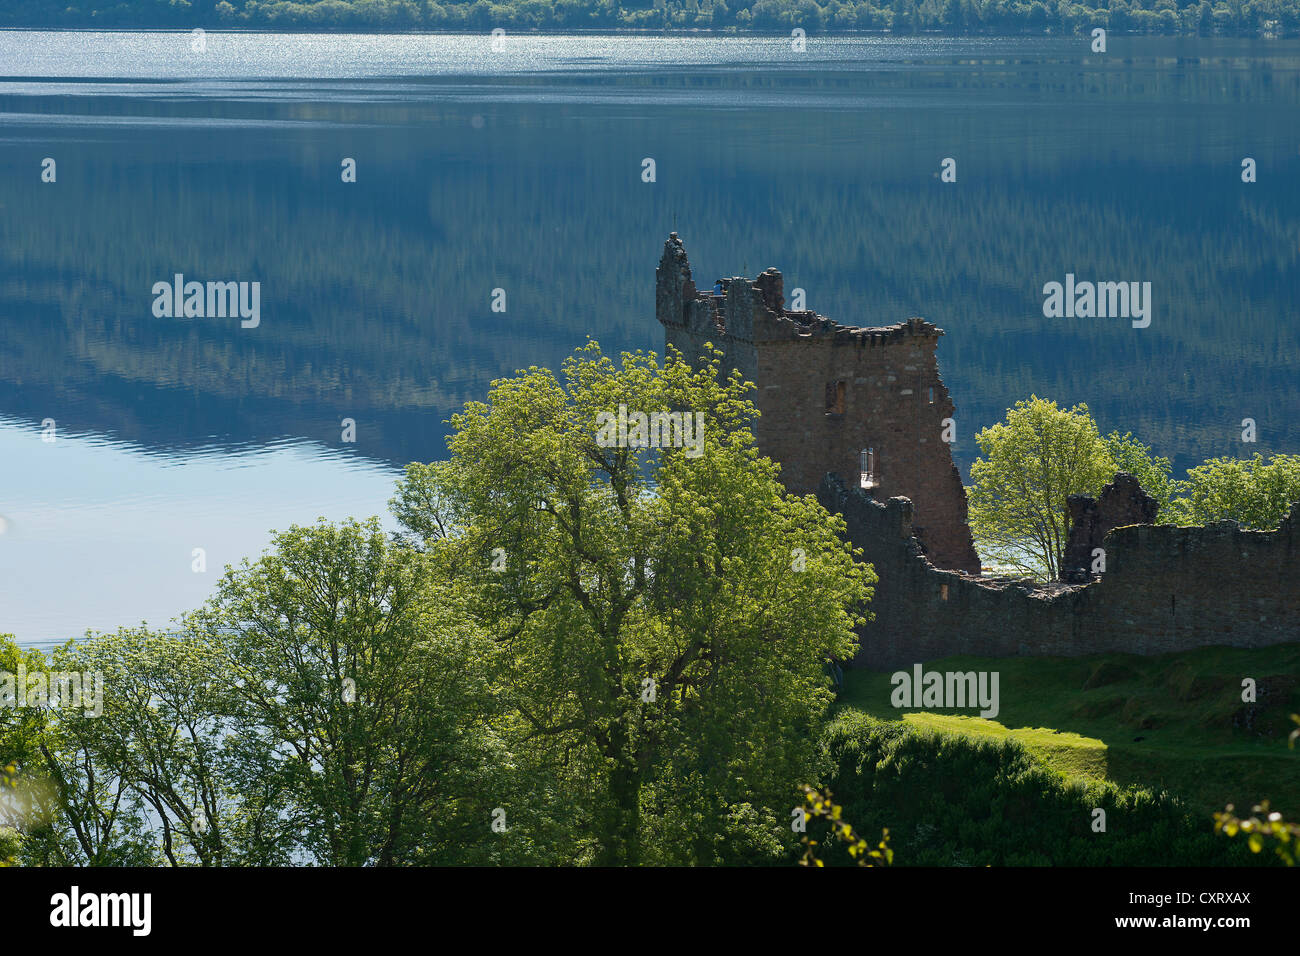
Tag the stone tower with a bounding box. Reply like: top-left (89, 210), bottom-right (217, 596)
top-left (656, 233), bottom-right (981, 574)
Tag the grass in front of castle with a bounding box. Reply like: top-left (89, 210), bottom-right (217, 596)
top-left (838, 643), bottom-right (1300, 818)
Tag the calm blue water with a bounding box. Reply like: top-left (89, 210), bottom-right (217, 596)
top-left (1, 31), bottom-right (1298, 646)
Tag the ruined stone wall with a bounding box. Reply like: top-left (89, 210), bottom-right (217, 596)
top-left (657, 235), bottom-right (1300, 669)
top-left (1062, 473), bottom-right (1161, 581)
top-left (656, 233), bottom-right (980, 573)
top-left (752, 321), bottom-right (978, 572)
top-left (818, 474), bottom-right (1300, 669)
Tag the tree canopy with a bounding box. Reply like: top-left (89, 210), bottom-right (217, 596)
top-left (968, 397), bottom-right (1298, 580)
top-left (2, 343), bottom-right (872, 866)
top-left (1165, 453), bottom-right (1300, 530)
top-left (392, 342), bottom-right (873, 864)
top-left (967, 396), bottom-right (1117, 579)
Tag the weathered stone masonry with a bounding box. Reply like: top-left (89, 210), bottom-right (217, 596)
top-left (656, 234), bottom-right (1300, 669)
top-left (1062, 473), bottom-right (1161, 582)
top-left (818, 474), bottom-right (1300, 668)
top-left (656, 233), bottom-right (981, 574)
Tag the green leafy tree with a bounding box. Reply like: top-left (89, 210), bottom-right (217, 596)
top-left (967, 396), bottom-right (1115, 579)
top-left (393, 342), bottom-right (873, 865)
top-left (1167, 453), bottom-right (1300, 529)
top-left (389, 460), bottom-right (457, 549)
top-left (0, 761), bottom-right (17, 866)
top-left (30, 664), bottom-right (158, 866)
top-left (35, 630), bottom-right (233, 866)
top-left (25, 529), bottom-right (520, 867)
top-left (191, 518), bottom-right (511, 866)
top-left (0, 636), bottom-right (47, 861)
top-left (3, 635), bottom-right (154, 867)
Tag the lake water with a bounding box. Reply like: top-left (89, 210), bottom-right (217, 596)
top-left (1, 31), bottom-right (1297, 647)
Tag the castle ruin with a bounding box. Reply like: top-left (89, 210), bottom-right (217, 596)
top-left (656, 234), bottom-right (1300, 669)
top-left (656, 233), bottom-right (980, 574)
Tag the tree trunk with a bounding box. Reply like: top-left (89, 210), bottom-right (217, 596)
top-left (598, 725), bottom-right (641, 866)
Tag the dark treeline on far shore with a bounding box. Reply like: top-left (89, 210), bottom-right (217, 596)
top-left (2, 0), bottom-right (1297, 39)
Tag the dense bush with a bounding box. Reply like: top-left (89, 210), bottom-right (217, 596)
top-left (813, 712), bottom-right (1267, 866)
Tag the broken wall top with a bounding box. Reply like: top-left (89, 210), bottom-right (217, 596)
top-left (657, 233), bottom-right (944, 346)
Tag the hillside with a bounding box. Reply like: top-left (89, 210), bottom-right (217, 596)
top-left (836, 643), bottom-right (1300, 817)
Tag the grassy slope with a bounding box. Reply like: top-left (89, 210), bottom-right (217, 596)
top-left (837, 644), bottom-right (1300, 817)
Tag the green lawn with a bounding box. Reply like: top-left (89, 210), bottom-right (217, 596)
top-left (836, 644), bottom-right (1300, 817)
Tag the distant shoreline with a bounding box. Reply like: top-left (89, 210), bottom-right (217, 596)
top-left (0, 26), bottom-right (953, 35)
top-left (0, 26), bottom-right (1294, 39)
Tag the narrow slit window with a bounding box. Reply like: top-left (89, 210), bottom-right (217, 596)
top-left (859, 447), bottom-right (876, 489)
top-left (825, 381), bottom-right (846, 416)
top-left (928, 386), bottom-right (936, 404)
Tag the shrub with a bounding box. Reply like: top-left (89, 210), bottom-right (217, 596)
top-left (813, 712), bottom-right (1266, 866)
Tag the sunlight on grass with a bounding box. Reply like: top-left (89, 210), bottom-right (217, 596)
top-left (901, 713), bottom-right (1109, 781)
top-left (837, 644), bottom-right (1300, 815)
